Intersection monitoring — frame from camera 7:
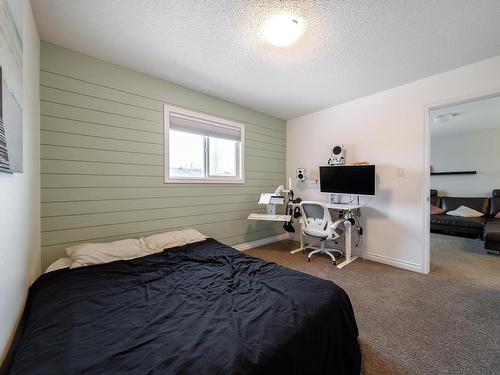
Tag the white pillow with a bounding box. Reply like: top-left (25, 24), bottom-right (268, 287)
top-left (67, 238), bottom-right (152, 268)
top-left (446, 205), bottom-right (484, 218)
top-left (45, 257), bottom-right (72, 273)
top-left (142, 229), bottom-right (207, 252)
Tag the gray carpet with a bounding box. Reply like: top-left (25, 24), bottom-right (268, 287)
top-left (245, 233), bottom-right (500, 375)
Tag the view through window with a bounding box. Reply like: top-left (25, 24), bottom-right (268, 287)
top-left (165, 106), bottom-right (244, 182)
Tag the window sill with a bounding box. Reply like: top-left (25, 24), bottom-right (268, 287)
top-left (164, 178), bottom-right (245, 184)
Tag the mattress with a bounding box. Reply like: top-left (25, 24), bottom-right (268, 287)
top-left (8, 239), bottom-right (361, 374)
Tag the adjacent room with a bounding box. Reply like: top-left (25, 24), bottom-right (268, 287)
top-left (429, 95), bottom-right (500, 266)
top-left (1, 1), bottom-right (499, 374)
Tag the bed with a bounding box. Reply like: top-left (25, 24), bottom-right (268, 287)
top-left (8, 238), bottom-right (361, 374)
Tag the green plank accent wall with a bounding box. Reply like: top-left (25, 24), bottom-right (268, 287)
top-left (40, 42), bottom-right (286, 269)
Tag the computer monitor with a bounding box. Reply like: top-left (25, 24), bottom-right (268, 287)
top-left (319, 165), bottom-right (375, 196)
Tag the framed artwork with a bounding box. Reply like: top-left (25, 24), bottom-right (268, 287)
top-left (0, 0), bottom-right (23, 173)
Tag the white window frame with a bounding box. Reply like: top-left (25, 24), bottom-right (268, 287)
top-left (164, 104), bottom-right (245, 184)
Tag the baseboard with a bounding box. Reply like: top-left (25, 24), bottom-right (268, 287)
top-left (235, 233), bottom-right (425, 274)
top-left (358, 250), bottom-right (424, 273)
top-left (292, 236), bottom-right (423, 273)
top-left (235, 233), bottom-right (290, 251)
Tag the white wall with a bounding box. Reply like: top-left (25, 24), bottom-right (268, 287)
top-left (0, 0), bottom-right (40, 362)
top-left (287, 55), bottom-right (500, 273)
top-left (431, 128), bottom-right (500, 197)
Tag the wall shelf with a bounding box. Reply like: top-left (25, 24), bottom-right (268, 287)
top-left (431, 171), bottom-right (477, 176)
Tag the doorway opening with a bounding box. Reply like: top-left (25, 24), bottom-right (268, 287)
top-left (425, 93), bottom-right (500, 274)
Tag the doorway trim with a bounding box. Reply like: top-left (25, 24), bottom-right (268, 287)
top-left (423, 90), bottom-right (500, 274)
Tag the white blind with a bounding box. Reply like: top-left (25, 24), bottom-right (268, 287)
top-left (169, 113), bottom-right (241, 141)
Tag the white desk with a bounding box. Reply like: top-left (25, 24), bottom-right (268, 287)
top-left (247, 213), bottom-right (302, 253)
top-left (292, 202), bottom-right (363, 269)
top-left (290, 202), bottom-right (362, 211)
top-left (324, 203), bottom-right (363, 210)
top-left (247, 213), bottom-right (291, 222)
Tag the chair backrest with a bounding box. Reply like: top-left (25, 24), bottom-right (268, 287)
top-left (300, 201), bottom-right (332, 235)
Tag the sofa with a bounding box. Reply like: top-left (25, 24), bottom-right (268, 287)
top-left (484, 190), bottom-right (500, 253)
top-left (430, 189), bottom-right (500, 254)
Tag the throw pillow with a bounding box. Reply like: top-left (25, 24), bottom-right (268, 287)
top-left (446, 205), bottom-right (484, 218)
top-left (430, 204), bottom-right (445, 215)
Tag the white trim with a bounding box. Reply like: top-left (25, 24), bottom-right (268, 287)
top-left (423, 105), bottom-right (431, 274)
top-left (165, 178), bottom-right (245, 184)
top-left (236, 233), bottom-right (424, 273)
top-left (163, 104), bottom-right (245, 184)
top-left (358, 250), bottom-right (424, 273)
top-left (234, 232), bottom-right (425, 273)
top-left (234, 233), bottom-right (289, 251)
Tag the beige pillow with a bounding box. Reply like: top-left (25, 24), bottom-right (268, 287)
top-left (67, 238), bottom-right (151, 268)
top-left (143, 229), bottom-right (207, 252)
top-left (45, 257), bottom-right (72, 273)
top-left (446, 205), bottom-right (484, 218)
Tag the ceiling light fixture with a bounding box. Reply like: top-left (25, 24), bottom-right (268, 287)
top-left (433, 113), bottom-right (459, 124)
top-left (262, 13), bottom-right (304, 47)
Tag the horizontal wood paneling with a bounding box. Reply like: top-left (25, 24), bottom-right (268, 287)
top-left (41, 86), bottom-right (161, 121)
top-left (42, 202), bottom-right (265, 232)
top-left (40, 129), bottom-right (285, 155)
top-left (40, 42), bottom-right (286, 269)
top-left (40, 226), bottom-right (284, 267)
top-left (40, 44), bottom-right (285, 132)
top-left (40, 160), bottom-right (285, 177)
top-left (42, 210), bottom-right (273, 246)
top-left (41, 186), bottom-right (281, 203)
top-left (42, 195), bottom-right (262, 217)
top-left (41, 101), bottom-right (161, 133)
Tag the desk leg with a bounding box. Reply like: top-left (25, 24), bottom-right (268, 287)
top-left (290, 229), bottom-right (304, 254)
top-left (336, 218), bottom-right (358, 269)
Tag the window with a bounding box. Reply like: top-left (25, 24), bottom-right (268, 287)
top-left (164, 105), bottom-right (244, 183)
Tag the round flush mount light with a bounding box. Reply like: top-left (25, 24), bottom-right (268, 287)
top-left (262, 13), bottom-right (304, 47)
top-left (433, 113), bottom-right (459, 124)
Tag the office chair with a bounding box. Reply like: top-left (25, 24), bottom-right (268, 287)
top-left (299, 201), bottom-right (345, 264)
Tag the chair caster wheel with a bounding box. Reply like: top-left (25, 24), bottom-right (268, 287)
top-left (302, 250), bottom-right (306, 254)
top-left (333, 261), bottom-right (337, 265)
top-left (307, 258), bottom-right (311, 262)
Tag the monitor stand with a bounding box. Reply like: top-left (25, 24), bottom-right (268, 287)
top-left (329, 193), bottom-right (360, 206)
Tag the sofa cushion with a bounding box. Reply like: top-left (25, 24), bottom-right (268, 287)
top-left (484, 218), bottom-right (500, 243)
top-left (430, 215), bottom-right (487, 229)
top-left (440, 197), bottom-right (489, 215)
top-left (485, 241), bottom-right (500, 252)
top-left (489, 197), bottom-right (500, 217)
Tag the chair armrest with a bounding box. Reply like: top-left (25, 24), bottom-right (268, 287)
top-left (330, 218), bottom-right (346, 230)
top-left (328, 219), bottom-right (346, 240)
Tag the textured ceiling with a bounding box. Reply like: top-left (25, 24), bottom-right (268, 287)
top-left (430, 95), bottom-right (500, 137)
top-left (31, 0), bottom-right (500, 119)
